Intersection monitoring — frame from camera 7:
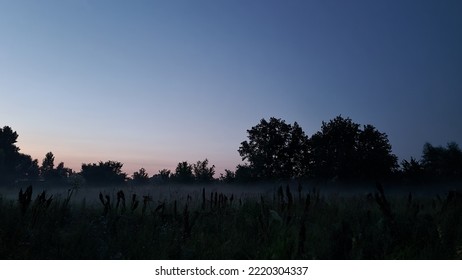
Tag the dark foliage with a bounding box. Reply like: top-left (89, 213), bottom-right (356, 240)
top-left (81, 161), bottom-right (127, 185)
top-left (40, 152), bottom-right (72, 183)
top-left (220, 169), bottom-right (236, 183)
top-left (238, 117), bottom-right (310, 180)
top-left (0, 126), bottom-right (39, 184)
top-left (2, 116), bottom-right (462, 186)
top-left (132, 168), bottom-right (150, 185)
top-left (1, 183), bottom-right (461, 259)
top-left (173, 161), bottom-right (194, 183)
top-left (422, 142), bottom-right (462, 179)
top-left (193, 159), bottom-right (215, 183)
top-left (310, 116), bottom-right (398, 181)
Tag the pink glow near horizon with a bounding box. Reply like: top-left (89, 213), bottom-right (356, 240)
top-left (23, 147), bottom-right (241, 178)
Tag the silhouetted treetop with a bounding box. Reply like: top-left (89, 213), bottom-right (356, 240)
top-left (310, 116), bottom-right (360, 180)
top-left (238, 117), bottom-right (310, 179)
top-left (193, 158), bottom-right (215, 183)
top-left (0, 126), bottom-right (19, 154)
top-left (132, 167), bottom-right (149, 185)
top-left (81, 160), bottom-right (127, 185)
top-left (0, 126), bottom-right (38, 184)
top-left (422, 142), bottom-right (462, 179)
top-left (310, 116), bottom-right (397, 181)
top-left (41, 152), bottom-right (55, 180)
top-left (357, 124), bottom-right (398, 179)
top-left (220, 169), bottom-right (236, 183)
top-left (174, 161), bottom-right (194, 183)
top-left (401, 157), bottom-right (425, 183)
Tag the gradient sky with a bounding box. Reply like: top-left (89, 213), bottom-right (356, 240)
top-left (1, 0), bottom-right (461, 177)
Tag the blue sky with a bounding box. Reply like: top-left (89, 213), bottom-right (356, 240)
top-left (1, 0), bottom-right (461, 176)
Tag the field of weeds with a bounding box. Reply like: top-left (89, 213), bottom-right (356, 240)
top-left (0, 183), bottom-right (461, 259)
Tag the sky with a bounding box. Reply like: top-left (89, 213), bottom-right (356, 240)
top-left (1, 0), bottom-right (461, 177)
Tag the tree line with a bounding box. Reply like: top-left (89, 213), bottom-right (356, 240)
top-left (1, 115), bottom-right (461, 186)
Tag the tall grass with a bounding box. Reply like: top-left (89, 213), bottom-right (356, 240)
top-left (0, 183), bottom-right (461, 259)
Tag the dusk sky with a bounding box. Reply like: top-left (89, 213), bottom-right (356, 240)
top-left (1, 0), bottom-right (461, 176)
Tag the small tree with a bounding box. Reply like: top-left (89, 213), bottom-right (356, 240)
top-left (41, 152), bottom-right (58, 181)
top-left (80, 160), bottom-right (127, 185)
top-left (158, 169), bottom-right (171, 181)
top-left (56, 162), bottom-right (72, 179)
top-left (193, 158), bottom-right (215, 183)
top-left (40, 152), bottom-right (72, 182)
top-left (401, 157), bottom-right (425, 183)
top-left (422, 142), bottom-right (462, 179)
top-left (220, 169), bottom-right (236, 183)
top-left (174, 161), bottom-right (194, 183)
top-left (133, 168), bottom-right (150, 185)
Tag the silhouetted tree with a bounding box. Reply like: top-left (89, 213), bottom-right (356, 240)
top-left (158, 169), bottom-right (171, 181)
top-left (0, 126), bottom-right (20, 184)
top-left (174, 161), bottom-right (194, 183)
top-left (80, 160), bottom-right (127, 185)
top-left (310, 116), bottom-right (360, 180)
top-left (193, 158), bottom-right (215, 183)
top-left (0, 126), bottom-right (41, 184)
top-left (220, 169), bottom-right (236, 183)
top-left (422, 142), bottom-right (462, 179)
top-left (56, 162), bottom-right (72, 179)
top-left (39, 152), bottom-right (72, 182)
top-left (357, 124), bottom-right (398, 180)
top-left (234, 164), bottom-right (256, 183)
top-left (238, 117), bottom-right (310, 180)
top-left (15, 153), bottom-right (40, 182)
top-left (401, 157), bottom-right (425, 183)
top-left (151, 169), bottom-right (172, 184)
top-left (42, 152), bottom-right (55, 172)
top-left (310, 116), bottom-right (397, 181)
top-left (41, 152), bottom-right (57, 181)
top-left (132, 167), bottom-right (149, 185)
top-left (0, 126), bottom-right (19, 154)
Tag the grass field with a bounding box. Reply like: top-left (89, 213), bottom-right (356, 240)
top-left (0, 182), bottom-right (461, 259)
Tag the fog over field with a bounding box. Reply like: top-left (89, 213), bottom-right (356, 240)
top-left (2, 181), bottom-right (461, 207)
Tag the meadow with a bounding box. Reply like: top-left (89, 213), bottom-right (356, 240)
top-left (0, 182), bottom-right (461, 259)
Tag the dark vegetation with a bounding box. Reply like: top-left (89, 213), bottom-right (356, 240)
top-left (1, 115), bottom-right (461, 186)
top-left (1, 116), bottom-right (462, 259)
top-left (0, 183), bottom-right (461, 259)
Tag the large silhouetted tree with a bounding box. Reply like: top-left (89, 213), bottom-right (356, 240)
top-left (234, 164), bottom-right (255, 182)
top-left (0, 126), bottom-right (19, 154)
top-left (310, 116), bottom-right (360, 180)
top-left (310, 116), bottom-right (397, 181)
top-left (357, 124), bottom-right (398, 179)
top-left (0, 126), bottom-right (20, 184)
top-left (238, 117), bottom-right (310, 180)
top-left (80, 160), bottom-right (127, 185)
top-left (0, 126), bottom-right (40, 184)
